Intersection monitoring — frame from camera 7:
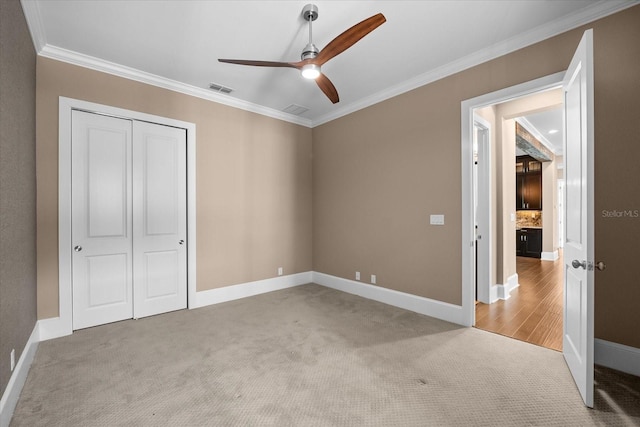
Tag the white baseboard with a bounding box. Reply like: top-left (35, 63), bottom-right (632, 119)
top-left (193, 271), bottom-right (312, 308)
top-left (312, 272), bottom-right (465, 325)
top-left (541, 250), bottom-right (559, 261)
top-left (0, 324), bottom-right (39, 427)
top-left (490, 273), bottom-right (519, 303)
top-left (37, 315), bottom-right (72, 342)
top-left (594, 338), bottom-right (640, 377)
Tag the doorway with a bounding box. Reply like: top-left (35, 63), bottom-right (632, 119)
top-left (472, 91), bottom-right (565, 351)
top-left (461, 73), bottom-right (567, 323)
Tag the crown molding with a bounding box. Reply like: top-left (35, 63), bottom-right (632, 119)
top-left (20, 0), bottom-right (46, 53)
top-left (21, 0), bottom-right (637, 128)
top-left (311, 0), bottom-right (638, 127)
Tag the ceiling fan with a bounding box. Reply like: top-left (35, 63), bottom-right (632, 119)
top-left (218, 4), bottom-right (386, 104)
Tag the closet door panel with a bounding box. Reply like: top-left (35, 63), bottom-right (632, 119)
top-left (71, 111), bottom-right (133, 330)
top-left (133, 121), bottom-right (187, 318)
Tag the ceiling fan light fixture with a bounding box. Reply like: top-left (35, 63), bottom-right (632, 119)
top-left (301, 63), bottom-right (321, 79)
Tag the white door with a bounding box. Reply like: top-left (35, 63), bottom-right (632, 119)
top-left (474, 119), bottom-right (491, 304)
top-left (132, 121), bottom-right (187, 318)
top-left (72, 111), bottom-right (134, 330)
top-left (72, 112), bottom-right (187, 329)
top-left (562, 29), bottom-right (594, 408)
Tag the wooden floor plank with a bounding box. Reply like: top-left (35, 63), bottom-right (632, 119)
top-left (475, 252), bottom-right (563, 351)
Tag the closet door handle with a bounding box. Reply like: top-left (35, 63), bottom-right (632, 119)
top-left (179, 240), bottom-right (185, 245)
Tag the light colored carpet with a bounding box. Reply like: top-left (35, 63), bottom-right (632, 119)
top-left (11, 284), bottom-right (640, 426)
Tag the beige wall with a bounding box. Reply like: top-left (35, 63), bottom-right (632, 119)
top-left (0, 0), bottom-right (38, 397)
top-left (313, 86), bottom-right (464, 304)
top-left (313, 6), bottom-right (640, 348)
top-left (36, 58), bottom-right (313, 319)
top-left (497, 118), bottom-right (517, 283)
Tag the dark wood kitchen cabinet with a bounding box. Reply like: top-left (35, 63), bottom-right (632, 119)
top-left (516, 228), bottom-right (542, 258)
top-left (516, 155), bottom-right (542, 210)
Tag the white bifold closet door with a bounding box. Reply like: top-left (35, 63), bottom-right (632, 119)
top-left (71, 110), bottom-right (187, 330)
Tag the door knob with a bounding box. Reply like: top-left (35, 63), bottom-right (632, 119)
top-left (595, 261), bottom-right (606, 271)
top-left (179, 240), bottom-right (185, 245)
top-left (572, 259), bottom-right (587, 269)
top-left (74, 245), bottom-right (82, 252)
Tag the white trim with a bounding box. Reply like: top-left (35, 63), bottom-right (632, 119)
top-left (37, 316), bottom-right (71, 342)
top-left (312, 1), bottom-right (635, 127)
top-left (40, 46), bottom-right (312, 128)
top-left (462, 72), bottom-right (565, 327)
top-left (541, 250), bottom-right (559, 261)
top-left (20, 1), bottom-right (635, 128)
top-left (490, 274), bottom-right (520, 303)
top-left (474, 114), bottom-right (492, 305)
top-left (57, 97), bottom-right (197, 337)
top-left (193, 272), bottom-right (312, 308)
top-left (0, 324), bottom-right (39, 427)
top-left (312, 272), bottom-right (465, 326)
top-left (594, 339), bottom-right (640, 378)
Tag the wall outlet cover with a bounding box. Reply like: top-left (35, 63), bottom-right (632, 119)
top-left (430, 214), bottom-right (445, 225)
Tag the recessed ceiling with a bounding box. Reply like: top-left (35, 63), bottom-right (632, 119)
top-left (21, 0), bottom-right (634, 127)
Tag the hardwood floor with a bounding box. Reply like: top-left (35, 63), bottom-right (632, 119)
top-left (475, 252), bottom-right (563, 351)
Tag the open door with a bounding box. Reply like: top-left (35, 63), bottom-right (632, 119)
top-left (562, 29), bottom-right (594, 408)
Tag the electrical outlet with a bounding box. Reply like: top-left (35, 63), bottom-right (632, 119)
top-left (355, 271), bottom-right (360, 281)
top-left (10, 349), bottom-right (15, 372)
top-left (278, 267), bottom-right (283, 276)
top-left (371, 274), bottom-right (376, 284)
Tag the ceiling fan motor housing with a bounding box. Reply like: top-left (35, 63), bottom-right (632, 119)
top-left (302, 43), bottom-right (319, 60)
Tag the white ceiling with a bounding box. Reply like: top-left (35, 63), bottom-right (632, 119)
top-left (22, 0), bottom-right (635, 127)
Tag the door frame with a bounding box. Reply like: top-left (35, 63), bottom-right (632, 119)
top-left (57, 96), bottom-right (197, 335)
top-left (460, 72), bottom-right (564, 327)
top-left (473, 115), bottom-right (492, 304)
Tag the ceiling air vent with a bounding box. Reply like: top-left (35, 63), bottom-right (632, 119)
top-left (208, 82), bottom-right (233, 94)
top-left (282, 104), bottom-right (310, 116)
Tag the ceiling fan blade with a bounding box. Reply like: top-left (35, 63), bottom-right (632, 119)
top-left (316, 13), bottom-right (386, 65)
top-left (218, 59), bottom-right (300, 69)
top-left (316, 73), bottom-right (339, 104)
